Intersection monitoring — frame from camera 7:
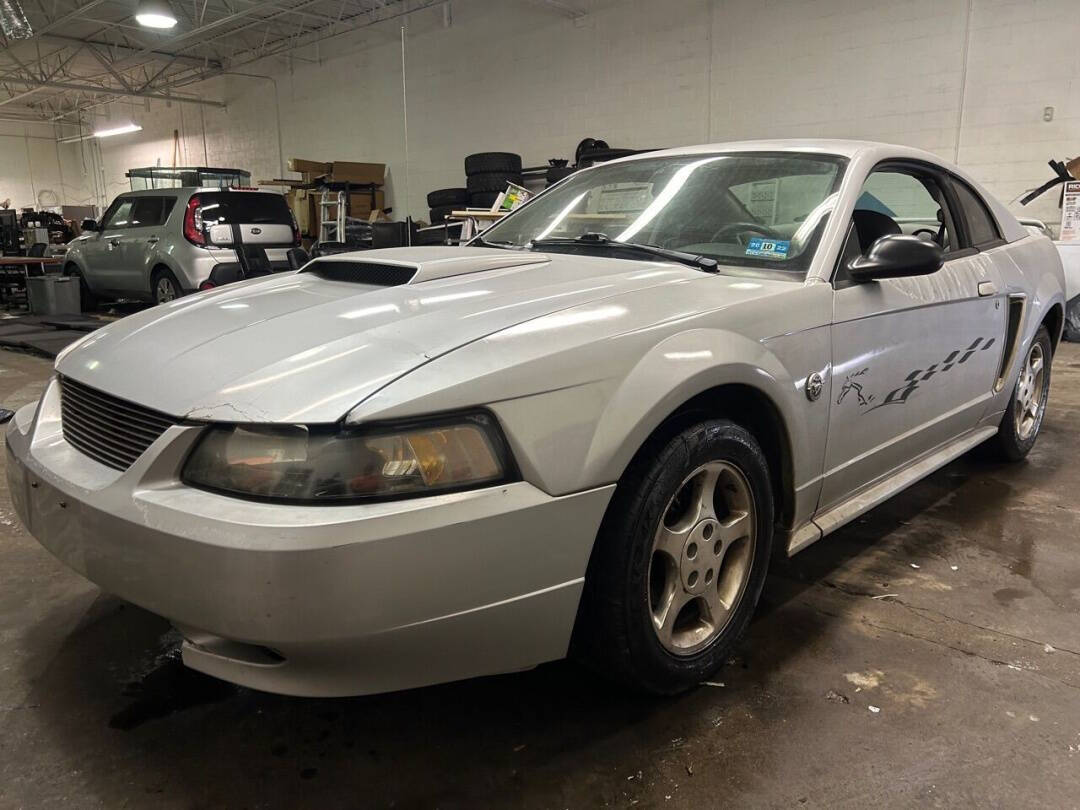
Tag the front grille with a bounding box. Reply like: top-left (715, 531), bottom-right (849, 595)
top-left (59, 376), bottom-right (177, 471)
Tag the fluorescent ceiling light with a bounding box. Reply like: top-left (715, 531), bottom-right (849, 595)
top-left (135, 0), bottom-right (177, 28)
top-left (93, 123), bottom-right (143, 138)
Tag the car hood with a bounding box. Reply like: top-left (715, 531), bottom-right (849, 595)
top-left (56, 247), bottom-right (714, 423)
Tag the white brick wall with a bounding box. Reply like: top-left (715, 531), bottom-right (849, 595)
top-left (11, 0), bottom-right (1077, 230)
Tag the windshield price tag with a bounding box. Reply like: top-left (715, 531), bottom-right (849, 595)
top-left (745, 237), bottom-right (790, 259)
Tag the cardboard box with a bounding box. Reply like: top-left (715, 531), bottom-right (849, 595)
top-left (347, 190), bottom-right (385, 214)
top-left (287, 158), bottom-right (331, 176)
top-left (329, 161), bottom-right (385, 186)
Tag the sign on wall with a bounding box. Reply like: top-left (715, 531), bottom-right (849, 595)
top-left (1062, 180), bottom-right (1080, 243)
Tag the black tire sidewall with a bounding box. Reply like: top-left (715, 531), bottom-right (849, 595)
top-left (426, 188), bottom-right (468, 208)
top-left (65, 264), bottom-right (96, 312)
top-left (583, 420), bottom-right (774, 694)
top-left (464, 152), bottom-right (522, 176)
top-left (466, 172), bottom-right (524, 194)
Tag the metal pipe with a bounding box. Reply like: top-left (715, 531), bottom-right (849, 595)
top-left (220, 71), bottom-right (284, 179)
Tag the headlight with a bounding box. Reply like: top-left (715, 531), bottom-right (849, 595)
top-left (182, 412), bottom-right (514, 503)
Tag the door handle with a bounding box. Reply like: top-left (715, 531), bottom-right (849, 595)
top-left (978, 281), bottom-right (997, 297)
top-left (107, 238), bottom-right (121, 248)
top-left (146, 237), bottom-right (159, 244)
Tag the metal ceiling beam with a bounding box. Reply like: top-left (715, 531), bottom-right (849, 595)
top-left (0, 0), bottom-right (111, 60)
top-left (0, 76), bottom-right (227, 106)
top-left (40, 33), bottom-right (223, 70)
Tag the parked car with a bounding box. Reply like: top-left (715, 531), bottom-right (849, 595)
top-left (63, 188), bottom-right (300, 308)
top-left (7, 140), bottom-right (1065, 697)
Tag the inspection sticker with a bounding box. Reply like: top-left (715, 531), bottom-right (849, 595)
top-left (745, 237), bottom-right (790, 259)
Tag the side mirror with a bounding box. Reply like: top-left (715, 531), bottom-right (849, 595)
top-left (81, 219), bottom-right (98, 232)
top-left (848, 234), bottom-right (944, 282)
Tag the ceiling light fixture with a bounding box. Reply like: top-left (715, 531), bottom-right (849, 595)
top-left (135, 0), bottom-right (177, 29)
top-left (93, 122), bottom-right (143, 138)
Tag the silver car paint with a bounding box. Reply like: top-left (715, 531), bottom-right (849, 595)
top-left (7, 140), bottom-right (1067, 696)
top-left (64, 188), bottom-right (290, 299)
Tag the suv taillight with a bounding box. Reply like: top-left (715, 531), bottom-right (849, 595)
top-left (183, 195), bottom-right (205, 245)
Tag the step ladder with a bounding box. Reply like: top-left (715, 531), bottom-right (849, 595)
top-left (318, 190), bottom-right (346, 243)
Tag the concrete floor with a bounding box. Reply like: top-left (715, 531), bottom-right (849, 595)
top-left (2, 345), bottom-right (1079, 810)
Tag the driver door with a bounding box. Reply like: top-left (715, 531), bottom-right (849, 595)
top-left (819, 162), bottom-right (1006, 513)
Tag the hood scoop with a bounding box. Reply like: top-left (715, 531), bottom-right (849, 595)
top-left (302, 247), bottom-right (549, 286)
top-left (304, 261), bottom-right (418, 286)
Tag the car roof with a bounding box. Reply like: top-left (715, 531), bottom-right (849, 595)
top-left (117, 187), bottom-right (281, 197)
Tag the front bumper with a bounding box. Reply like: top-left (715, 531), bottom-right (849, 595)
top-left (6, 379), bottom-right (613, 696)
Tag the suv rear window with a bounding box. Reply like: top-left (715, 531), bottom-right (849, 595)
top-left (196, 192), bottom-right (291, 225)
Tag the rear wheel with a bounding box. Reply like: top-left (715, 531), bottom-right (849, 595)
top-left (573, 419), bottom-right (774, 694)
top-left (989, 325), bottom-right (1052, 461)
top-left (151, 267), bottom-right (182, 305)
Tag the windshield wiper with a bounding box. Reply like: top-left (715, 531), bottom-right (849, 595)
top-left (530, 233), bottom-right (718, 273)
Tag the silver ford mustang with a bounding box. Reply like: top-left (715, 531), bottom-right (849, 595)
top-left (6, 140), bottom-right (1066, 697)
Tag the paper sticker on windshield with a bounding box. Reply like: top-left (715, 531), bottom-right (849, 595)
top-left (745, 237), bottom-right (790, 259)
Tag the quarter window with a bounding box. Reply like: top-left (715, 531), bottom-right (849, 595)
top-left (951, 181), bottom-right (1002, 247)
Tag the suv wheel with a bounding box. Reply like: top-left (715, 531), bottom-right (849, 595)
top-left (573, 419), bottom-right (774, 694)
top-left (64, 264), bottom-right (97, 312)
top-left (151, 268), bottom-right (182, 305)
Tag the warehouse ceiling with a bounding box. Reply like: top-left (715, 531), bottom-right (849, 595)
top-left (0, 0), bottom-right (442, 125)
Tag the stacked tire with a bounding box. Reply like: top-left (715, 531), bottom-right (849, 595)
top-left (465, 152), bottom-right (522, 209)
top-left (427, 187), bottom-right (468, 224)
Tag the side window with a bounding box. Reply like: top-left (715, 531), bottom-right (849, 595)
top-left (854, 170), bottom-right (956, 254)
top-left (129, 197), bottom-right (166, 228)
top-left (101, 199), bottom-right (135, 230)
top-left (161, 197), bottom-right (178, 223)
top-left (950, 180), bottom-right (1002, 248)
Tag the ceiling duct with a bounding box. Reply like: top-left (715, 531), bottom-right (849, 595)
top-left (0, 0), bottom-right (32, 39)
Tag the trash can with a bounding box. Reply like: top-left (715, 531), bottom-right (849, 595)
top-left (26, 276), bottom-right (80, 316)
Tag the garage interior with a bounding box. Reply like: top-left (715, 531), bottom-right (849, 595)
top-left (1, 0), bottom-right (1080, 807)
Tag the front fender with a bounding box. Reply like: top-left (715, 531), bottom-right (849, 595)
top-left (579, 328), bottom-right (806, 488)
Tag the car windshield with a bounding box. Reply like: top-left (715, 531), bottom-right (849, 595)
top-left (480, 152), bottom-right (846, 279)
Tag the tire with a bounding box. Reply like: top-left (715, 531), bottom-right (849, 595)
top-left (988, 325), bottom-right (1052, 461)
top-left (151, 267), bottom-right (183, 305)
top-left (429, 205), bottom-right (456, 224)
top-left (64, 263), bottom-right (97, 313)
top-left (573, 419), bottom-right (774, 695)
top-left (577, 147), bottom-right (639, 168)
top-left (466, 172), bottom-right (523, 195)
top-left (464, 152), bottom-right (522, 176)
top-left (546, 166), bottom-right (577, 186)
top-left (426, 188), bottom-right (468, 208)
top-left (468, 191), bottom-right (501, 209)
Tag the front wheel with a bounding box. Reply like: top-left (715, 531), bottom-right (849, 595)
top-left (989, 325), bottom-right (1052, 461)
top-left (573, 419), bottom-right (774, 694)
top-left (64, 264), bottom-right (97, 312)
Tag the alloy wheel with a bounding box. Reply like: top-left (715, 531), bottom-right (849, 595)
top-left (1014, 341), bottom-right (1046, 441)
top-left (647, 460), bottom-right (756, 656)
top-left (156, 276), bottom-right (177, 303)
